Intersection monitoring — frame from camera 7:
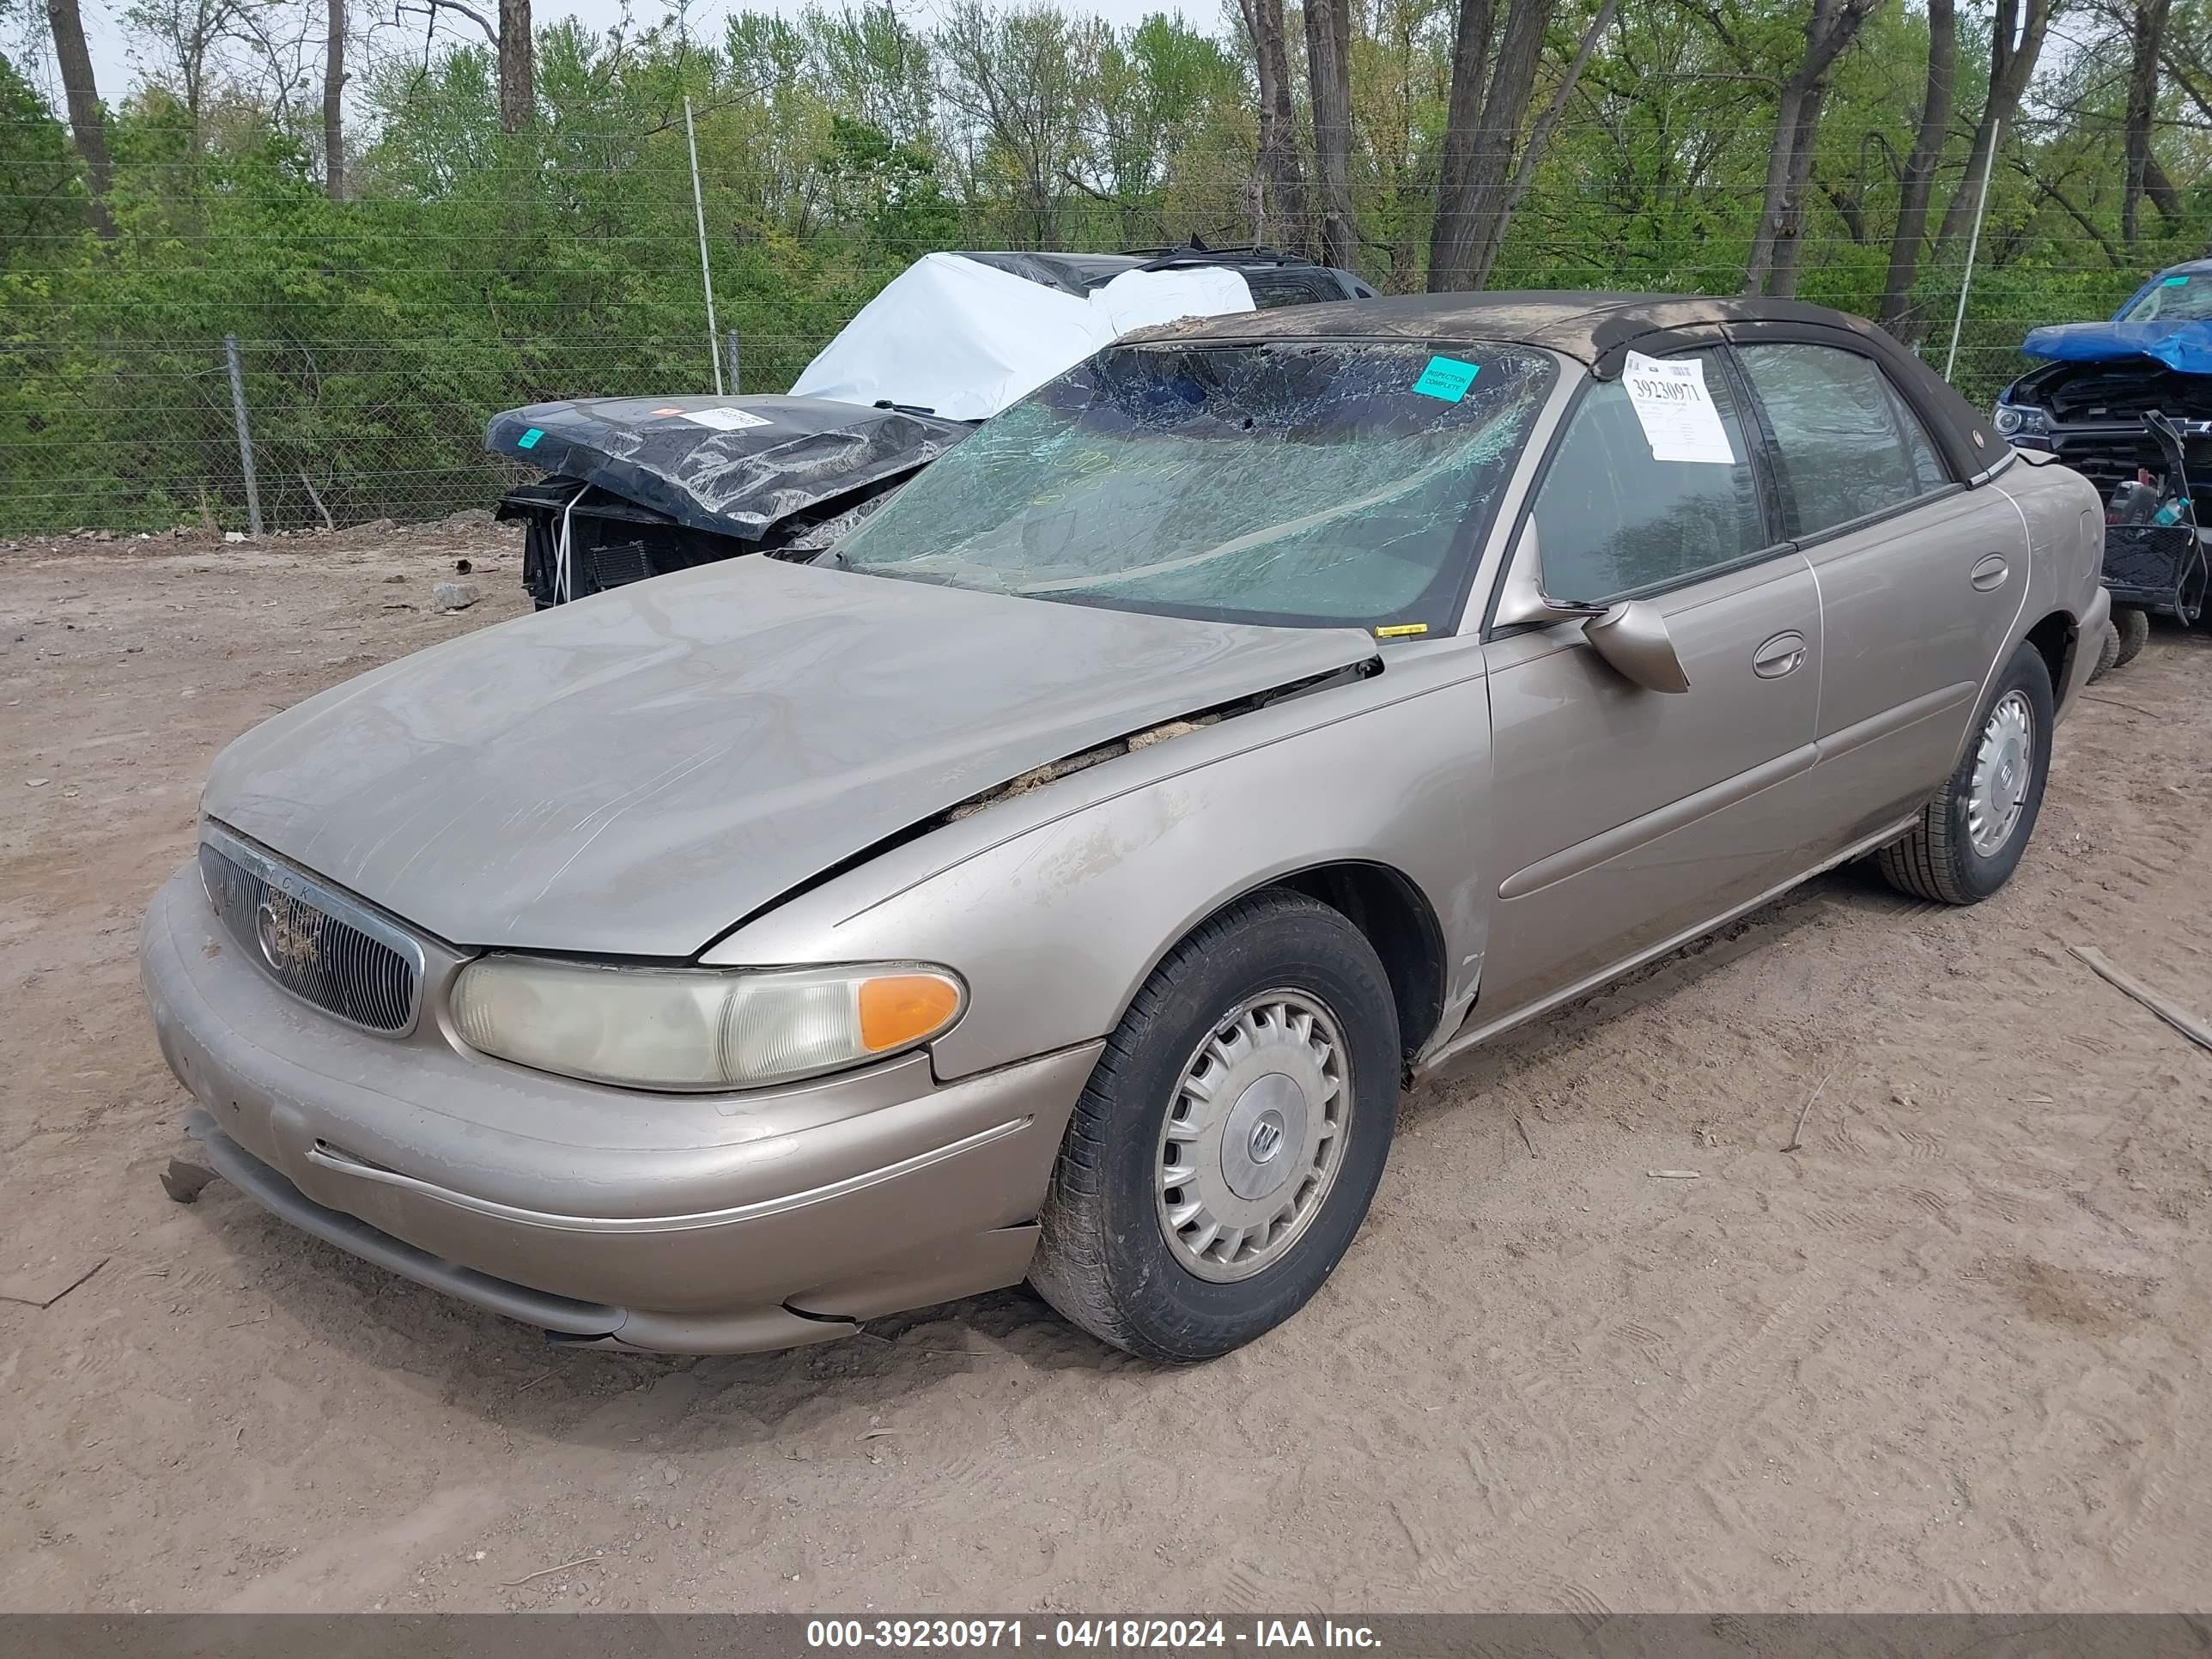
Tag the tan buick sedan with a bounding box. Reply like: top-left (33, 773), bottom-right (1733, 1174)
top-left (143, 293), bottom-right (2106, 1361)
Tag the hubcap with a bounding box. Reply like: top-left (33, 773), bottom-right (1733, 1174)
top-left (1966, 690), bottom-right (2035, 857)
top-left (1154, 991), bottom-right (1350, 1283)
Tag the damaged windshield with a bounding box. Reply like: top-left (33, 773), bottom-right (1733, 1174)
top-left (2120, 272), bottom-right (2212, 323)
top-left (827, 340), bottom-right (1554, 630)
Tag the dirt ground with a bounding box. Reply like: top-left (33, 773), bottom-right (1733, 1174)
top-left (2, 523), bottom-right (2209, 1614)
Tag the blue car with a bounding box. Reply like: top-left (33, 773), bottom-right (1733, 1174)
top-left (1996, 259), bottom-right (2210, 479)
top-left (1996, 261), bottom-right (2210, 643)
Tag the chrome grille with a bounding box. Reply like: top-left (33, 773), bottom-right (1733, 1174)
top-left (198, 831), bottom-right (422, 1035)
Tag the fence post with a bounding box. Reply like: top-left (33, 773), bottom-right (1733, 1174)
top-left (725, 328), bottom-right (741, 397)
top-left (223, 334), bottom-right (264, 538)
top-left (684, 96), bottom-right (724, 398)
top-left (1940, 135), bottom-right (1998, 386)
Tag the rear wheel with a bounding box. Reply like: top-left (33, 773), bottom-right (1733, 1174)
top-left (1029, 890), bottom-right (1399, 1362)
top-left (2112, 605), bottom-right (2150, 668)
top-left (1877, 641), bottom-right (2053, 906)
top-left (2089, 620), bottom-right (2121, 682)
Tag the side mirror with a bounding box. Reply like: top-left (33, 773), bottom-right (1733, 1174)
top-left (1492, 523), bottom-right (1610, 629)
top-left (1493, 525), bottom-right (1692, 694)
top-left (1583, 601), bottom-right (1692, 694)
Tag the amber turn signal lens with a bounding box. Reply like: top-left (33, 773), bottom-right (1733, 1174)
top-left (856, 973), bottom-right (963, 1053)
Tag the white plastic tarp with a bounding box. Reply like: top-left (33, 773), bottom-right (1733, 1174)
top-left (788, 252), bottom-right (1256, 422)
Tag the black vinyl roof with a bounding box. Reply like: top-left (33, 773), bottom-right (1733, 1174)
top-left (1150, 289), bottom-right (2010, 484)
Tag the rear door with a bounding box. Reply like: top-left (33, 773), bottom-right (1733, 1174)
top-left (1475, 349), bottom-right (1825, 1021)
top-left (1732, 340), bottom-right (2030, 848)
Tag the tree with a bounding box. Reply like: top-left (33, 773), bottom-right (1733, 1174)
top-left (1931, 0), bottom-right (2054, 255)
top-left (325, 0), bottom-right (346, 198)
top-left (1480, 0), bottom-right (1620, 286)
top-left (1878, 0), bottom-right (1954, 331)
top-left (2121, 0), bottom-right (2172, 243)
top-left (1303, 0), bottom-right (1358, 268)
top-left (44, 0), bottom-right (114, 234)
top-left (1084, 18), bottom-right (1240, 244)
top-left (1235, 0), bottom-right (1307, 250)
top-left (1430, 0), bottom-right (1494, 290)
top-left (1742, 0), bottom-right (1877, 297)
top-left (936, 1), bottom-right (1097, 250)
top-left (1431, 0), bottom-right (1577, 292)
top-left (499, 0), bottom-right (532, 131)
top-left (0, 49), bottom-right (87, 249)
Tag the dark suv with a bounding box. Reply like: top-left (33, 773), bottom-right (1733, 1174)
top-left (962, 246), bottom-right (1376, 310)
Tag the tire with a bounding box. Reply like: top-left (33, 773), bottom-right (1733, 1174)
top-left (2089, 620), bottom-right (2121, 683)
top-left (1877, 641), bottom-right (2055, 906)
top-left (1029, 889), bottom-right (1400, 1362)
top-left (2111, 605), bottom-right (2150, 668)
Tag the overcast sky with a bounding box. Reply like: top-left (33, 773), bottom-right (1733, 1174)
top-left (52, 0), bottom-right (1212, 112)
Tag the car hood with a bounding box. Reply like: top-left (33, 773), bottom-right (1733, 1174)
top-left (484, 394), bottom-right (974, 541)
top-left (203, 558), bottom-right (1378, 957)
top-left (2022, 320), bottom-right (2212, 377)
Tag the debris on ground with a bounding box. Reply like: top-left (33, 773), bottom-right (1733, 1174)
top-left (0, 1255), bottom-right (109, 1309)
top-left (2070, 944), bottom-right (2212, 1053)
top-left (432, 581), bottom-right (483, 612)
top-left (160, 1158), bottom-right (217, 1205)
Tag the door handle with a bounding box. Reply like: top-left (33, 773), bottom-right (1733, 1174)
top-left (1753, 630), bottom-right (1807, 678)
top-left (1970, 553), bottom-right (2010, 592)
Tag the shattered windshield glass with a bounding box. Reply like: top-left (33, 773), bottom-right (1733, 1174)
top-left (828, 340), bottom-right (1555, 629)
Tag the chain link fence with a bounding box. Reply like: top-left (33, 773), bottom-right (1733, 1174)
top-left (0, 198), bottom-right (2143, 539)
top-left (2, 320), bottom-right (2061, 539)
top-left (1, 326), bottom-right (842, 538)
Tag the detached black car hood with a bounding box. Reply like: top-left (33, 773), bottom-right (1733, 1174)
top-left (485, 394), bottom-right (972, 541)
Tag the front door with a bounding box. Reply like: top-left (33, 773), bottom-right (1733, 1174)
top-left (1474, 350), bottom-right (1825, 1023)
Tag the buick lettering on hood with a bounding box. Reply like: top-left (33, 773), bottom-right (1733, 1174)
top-left (143, 294), bottom-right (2106, 1359)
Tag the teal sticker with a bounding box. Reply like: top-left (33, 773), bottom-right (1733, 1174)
top-left (1412, 356), bottom-right (1480, 402)
top-left (517, 427), bottom-right (544, 449)
top-left (2162, 275), bottom-right (2190, 287)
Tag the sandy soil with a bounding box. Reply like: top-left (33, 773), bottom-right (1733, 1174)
top-left (2, 525), bottom-right (2209, 1614)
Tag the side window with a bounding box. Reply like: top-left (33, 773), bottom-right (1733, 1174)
top-left (1530, 351), bottom-right (1768, 605)
top-left (1735, 343), bottom-right (1951, 537)
top-left (1245, 270), bottom-right (1344, 310)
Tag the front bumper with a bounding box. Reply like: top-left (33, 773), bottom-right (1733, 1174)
top-left (140, 866), bottom-right (1102, 1352)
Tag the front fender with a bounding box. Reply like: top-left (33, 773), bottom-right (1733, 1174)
top-left (705, 657), bottom-right (1496, 1079)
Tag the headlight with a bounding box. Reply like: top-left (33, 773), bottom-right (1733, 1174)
top-left (450, 957), bottom-right (964, 1091)
top-left (1994, 402), bottom-right (2049, 438)
top-left (1993, 404), bottom-right (2022, 434)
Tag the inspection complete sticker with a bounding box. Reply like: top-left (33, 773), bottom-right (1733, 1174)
top-left (515, 428), bottom-right (544, 450)
top-left (1412, 356), bottom-right (1480, 402)
top-left (1621, 350), bottom-right (1735, 465)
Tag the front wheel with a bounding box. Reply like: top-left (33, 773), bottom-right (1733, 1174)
top-left (1029, 890), bottom-right (1400, 1362)
top-left (1877, 640), bottom-right (2054, 905)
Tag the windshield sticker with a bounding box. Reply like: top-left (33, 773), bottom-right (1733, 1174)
top-left (1375, 623), bottom-right (1429, 637)
top-left (683, 406), bottom-right (774, 431)
top-left (2164, 276), bottom-right (2191, 286)
top-left (1412, 356), bottom-right (1480, 402)
top-left (516, 428), bottom-right (544, 450)
top-left (1621, 351), bottom-right (1735, 465)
